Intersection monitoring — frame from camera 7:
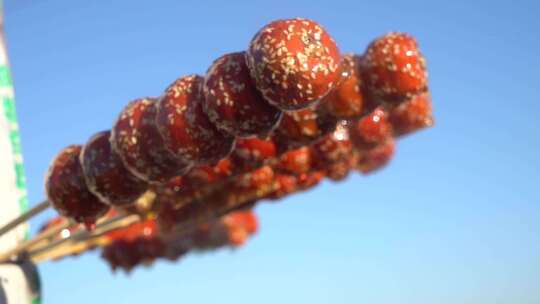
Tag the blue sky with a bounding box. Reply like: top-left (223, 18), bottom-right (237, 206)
top-left (4, 0), bottom-right (540, 303)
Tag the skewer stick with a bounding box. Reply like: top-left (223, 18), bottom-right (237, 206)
top-left (0, 217), bottom-right (71, 262)
top-left (33, 182), bottom-right (268, 262)
top-left (0, 200), bottom-right (51, 239)
top-left (29, 214), bottom-right (139, 263)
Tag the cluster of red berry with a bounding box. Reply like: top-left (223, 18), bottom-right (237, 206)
top-left (101, 211), bottom-right (257, 272)
top-left (44, 18), bottom-right (432, 232)
top-left (39, 210), bottom-right (257, 272)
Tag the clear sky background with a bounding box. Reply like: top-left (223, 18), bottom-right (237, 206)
top-left (3, 0), bottom-right (540, 303)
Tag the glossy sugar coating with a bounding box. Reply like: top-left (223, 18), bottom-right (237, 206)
top-left (111, 98), bottom-right (192, 183)
top-left (45, 145), bottom-right (110, 228)
top-left (389, 91), bottom-right (433, 136)
top-left (81, 130), bottom-right (147, 206)
top-left (203, 52), bottom-right (282, 137)
top-left (157, 75), bottom-right (235, 165)
top-left (272, 105), bottom-right (337, 152)
top-left (247, 18), bottom-right (341, 110)
top-left (360, 32), bottom-right (428, 103)
top-left (321, 54), bottom-right (366, 119)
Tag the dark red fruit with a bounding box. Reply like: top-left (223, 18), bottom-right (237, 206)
top-left (157, 75), bottom-right (235, 165)
top-left (348, 107), bottom-right (392, 151)
top-left (45, 145), bottom-right (110, 228)
top-left (321, 54), bottom-right (366, 119)
top-left (203, 52), bottom-right (282, 137)
top-left (81, 130), bottom-right (147, 206)
top-left (360, 32), bottom-right (428, 103)
top-left (111, 98), bottom-right (192, 183)
top-left (247, 18), bottom-right (341, 110)
top-left (272, 105), bottom-right (337, 152)
top-left (389, 91), bottom-right (433, 136)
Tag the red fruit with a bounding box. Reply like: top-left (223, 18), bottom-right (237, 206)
top-left (157, 75), bottom-right (235, 165)
top-left (224, 211), bottom-right (258, 246)
top-left (203, 52), bottom-right (282, 137)
top-left (111, 98), bottom-right (192, 183)
top-left (241, 212), bottom-right (259, 234)
top-left (389, 91), bottom-right (434, 136)
top-left (228, 228), bottom-right (248, 247)
top-left (81, 130), bottom-right (147, 206)
top-left (356, 139), bottom-right (396, 174)
top-left (247, 18), bottom-right (341, 110)
top-left (45, 145), bottom-right (110, 227)
top-left (322, 54), bottom-right (366, 119)
top-left (231, 137), bottom-right (276, 171)
top-left (360, 32), bottom-right (428, 103)
top-left (272, 106), bottom-right (337, 152)
top-left (348, 107), bottom-right (392, 151)
top-left (312, 121), bottom-right (353, 167)
top-left (276, 147), bottom-right (313, 175)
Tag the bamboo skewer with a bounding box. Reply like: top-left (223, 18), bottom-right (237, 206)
top-left (0, 217), bottom-right (71, 262)
top-left (0, 200), bottom-right (51, 239)
top-left (31, 214), bottom-right (140, 263)
top-left (30, 178), bottom-right (277, 263)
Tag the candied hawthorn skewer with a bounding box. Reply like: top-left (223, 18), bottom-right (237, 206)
top-left (111, 97), bottom-right (192, 183)
top-left (246, 18), bottom-right (341, 110)
top-left (157, 75), bottom-right (235, 165)
top-left (27, 23), bottom-right (433, 264)
top-left (45, 145), bottom-right (110, 229)
top-left (360, 32), bottom-right (428, 104)
top-left (81, 130), bottom-right (148, 206)
top-left (203, 52), bottom-right (282, 138)
top-left (101, 211), bottom-right (258, 272)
